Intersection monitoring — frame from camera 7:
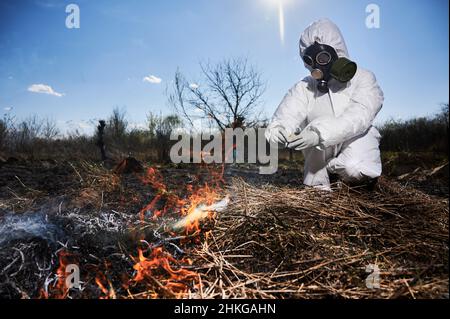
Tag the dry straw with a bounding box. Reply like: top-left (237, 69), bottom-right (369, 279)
top-left (192, 177), bottom-right (448, 299)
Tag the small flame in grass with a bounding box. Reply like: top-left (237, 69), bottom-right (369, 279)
top-left (41, 250), bottom-right (74, 299)
top-left (172, 195), bottom-right (230, 233)
top-left (138, 167), bottom-right (185, 221)
top-left (141, 167), bottom-right (167, 191)
top-left (178, 183), bottom-right (221, 234)
top-left (95, 274), bottom-right (117, 299)
top-left (139, 166), bottom-right (226, 234)
top-left (39, 146), bottom-right (233, 298)
top-left (132, 247), bottom-right (198, 295)
top-left (131, 163), bottom-right (229, 297)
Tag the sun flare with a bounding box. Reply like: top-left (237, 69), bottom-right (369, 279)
top-left (278, 1), bottom-right (285, 45)
top-left (265, 0), bottom-right (287, 45)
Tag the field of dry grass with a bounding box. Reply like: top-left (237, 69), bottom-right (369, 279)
top-left (0, 153), bottom-right (448, 299)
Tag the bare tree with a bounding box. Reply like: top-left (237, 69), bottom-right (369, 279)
top-left (147, 113), bottom-right (182, 138)
top-left (0, 113), bottom-right (14, 151)
top-left (147, 112), bottom-right (182, 162)
top-left (437, 103), bottom-right (449, 130)
top-left (106, 107), bottom-right (128, 139)
top-left (169, 58), bottom-right (265, 131)
top-left (41, 118), bottom-right (60, 140)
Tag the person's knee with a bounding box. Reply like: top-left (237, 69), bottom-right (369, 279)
top-left (339, 161), bottom-right (380, 182)
top-left (339, 161), bottom-right (362, 182)
top-left (339, 160), bottom-right (381, 182)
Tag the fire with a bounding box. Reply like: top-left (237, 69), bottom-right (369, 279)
top-left (138, 167), bottom-right (185, 221)
top-left (132, 247), bottom-right (198, 295)
top-left (141, 167), bottom-right (167, 191)
top-left (139, 166), bottom-right (225, 234)
top-left (41, 250), bottom-right (74, 299)
top-left (172, 195), bottom-right (230, 233)
top-left (95, 274), bottom-right (117, 299)
top-left (177, 183), bottom-right (220, 234)
top-left (130, 164), bottom-right (228, 297)
top-left (39, 147), bottom-right (232, 298)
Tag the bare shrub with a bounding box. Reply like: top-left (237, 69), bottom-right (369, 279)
top-left (378, 104), bottom-right (449, 153)
top-left (147, 112), bottom-right (182, 162)
top-left (41, 118), bottom-right (60, 140)
top-left (169, 58), bottom-right (265, 131)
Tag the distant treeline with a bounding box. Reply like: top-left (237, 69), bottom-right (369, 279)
top-left (0, 108), bottom-right (182, 162)
top-left (378, 104), bottom-right (448, 154)
top-left (1, 104), bottom-right (448, 162)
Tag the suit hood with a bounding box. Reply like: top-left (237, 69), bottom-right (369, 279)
top-left (299, 19), bottom-right (349, 59)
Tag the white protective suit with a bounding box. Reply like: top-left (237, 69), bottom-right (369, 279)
top-left (266, 19), bottom-right (384, 189)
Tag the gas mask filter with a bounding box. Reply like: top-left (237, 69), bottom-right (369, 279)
top-left (302, 41), bottom-right (357, 93)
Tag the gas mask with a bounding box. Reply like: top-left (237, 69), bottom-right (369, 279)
top-left (302, 41), bottom-right (357, 93)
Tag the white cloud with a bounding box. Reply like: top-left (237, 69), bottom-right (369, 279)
top-left (4, 106), bottom-right (13, 112)
top-left (143, 75), bottom-right (162, 84)
top-left (28, 84), bottom-right (64, 97)
top-left (189, 83), bottom-right (199, 89)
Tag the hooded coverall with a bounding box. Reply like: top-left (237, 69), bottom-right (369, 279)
top-left (265, 19), bottom-right (384, 189)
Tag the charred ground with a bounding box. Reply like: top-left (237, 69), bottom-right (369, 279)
top-left (0, 152), bottom-right (448, 299)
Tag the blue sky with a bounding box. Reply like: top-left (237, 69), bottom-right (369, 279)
top-left (0, 0), bottom-right (448, 134)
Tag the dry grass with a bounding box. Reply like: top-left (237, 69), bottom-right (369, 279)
top-left (192, 178), bottom-right (448, 299)
top-left (0, 160), bottom-right (448, 299)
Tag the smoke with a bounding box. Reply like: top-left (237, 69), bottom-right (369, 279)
top-left (0, 212), bottom-right (65, 247)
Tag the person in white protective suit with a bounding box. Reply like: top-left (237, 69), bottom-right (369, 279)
top-left (265, 19), bottom-right (384, 190)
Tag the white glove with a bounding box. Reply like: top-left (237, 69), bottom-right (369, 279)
top-left (268, 125), bottom-right (288, 148)
top-left (287, 129), bottom-right (320, 151)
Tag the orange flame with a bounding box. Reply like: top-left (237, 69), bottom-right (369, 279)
top-left (39, 141), bottom-right (234, 298)
top-left (130, 162), bottom-right (228, 297)
top-left (132, 247), bottom-right (198, 295)
top-left (95, 274), bottom-right (117, 299)
top-left (40, 250), bottom-right (74, 299)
